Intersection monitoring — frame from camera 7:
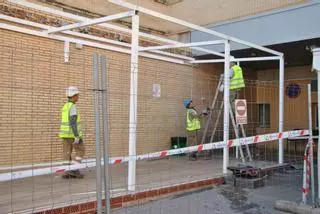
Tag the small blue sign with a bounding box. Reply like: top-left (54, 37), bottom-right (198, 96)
top-left (286, 83), bottom-right (301, 98)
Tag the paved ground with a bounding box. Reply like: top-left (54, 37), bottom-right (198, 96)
top-left (0, 155), bottom-right (228, 213)
top-left (113, 165), bottom-right (317, 214)
top-left (0, 152), bottom-right (310, 214)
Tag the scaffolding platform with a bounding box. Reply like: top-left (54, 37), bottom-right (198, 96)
top-left (227, 161), bottom-right (290, 189)
top-left (228, 161), bottom-right (290, 178)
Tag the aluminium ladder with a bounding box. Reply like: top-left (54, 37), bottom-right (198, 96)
top-left (201, 74), bottom-right (252, 162)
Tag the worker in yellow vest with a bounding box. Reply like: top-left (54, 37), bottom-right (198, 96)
top-left (220, 62), bottom-right (245, 111)
top-left (59, 86), bottom-right (85, 178)
top-left (184, 99), bottom-right (202, 161)
top-left (229, 62), bottom-right (245, 110)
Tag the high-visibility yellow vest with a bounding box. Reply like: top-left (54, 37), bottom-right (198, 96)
top-left (230, 65), bottom-right (245, 90)
top-left (59, 102), bottom-right (83, 138)
top-left (186, 109), bottom-right (201, 131)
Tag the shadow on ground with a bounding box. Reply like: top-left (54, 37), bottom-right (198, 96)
top-left (113, 166), bottom-right (316, 214)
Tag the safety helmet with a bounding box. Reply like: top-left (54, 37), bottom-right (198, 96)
top-left (66, 86), bottom-right (79, 98)
top-left (184, 99), bottom-right (192, 108)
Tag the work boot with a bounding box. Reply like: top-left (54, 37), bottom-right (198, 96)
top-left (189, 152), bottom-right (197, 161)
top-left (71, 170), bottom-right (84, 178)
top-left (62, 172), bottom-right (74, 179)
top-left (62, 170), bottom-right (84, 179)
top-left (204, 150), bottom-right (212, 160)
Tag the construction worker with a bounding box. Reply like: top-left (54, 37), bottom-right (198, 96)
top-left (184, 99), bottom-right (202, 161)
top-left (220, 62), bottom-right (245, 111)
top-left (229, 62), bottom-right (245, 110)
top-left (59, 86), bottom-right (85, 178)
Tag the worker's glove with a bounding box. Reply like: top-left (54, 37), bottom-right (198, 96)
top-left (202, 108), bottom-right (210, 116)
top-left (73, 137), bottom-right (83, 144)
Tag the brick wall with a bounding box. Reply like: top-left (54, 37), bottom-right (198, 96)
top-left (254, 66), bottom-right (314, 153)
top-left (0, 28), bottom-right (220, 165)
top-left (257, 66), bottom-right (315, 132)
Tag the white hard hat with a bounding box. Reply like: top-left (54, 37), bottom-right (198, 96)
top-left (66, 86), bottom-right (79, 98)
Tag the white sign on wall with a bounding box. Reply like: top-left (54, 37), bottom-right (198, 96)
top-left (235, 99), bottom-right (247, 125)
top-left (312, 48), bottom-right (320, 72)
top-left (153, 84), bottom-right (161, 98)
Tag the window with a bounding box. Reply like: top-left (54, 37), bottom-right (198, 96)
top-left (258, 104), bottom-right (270, 128)
top-left (313, 103), bottom-right (318, 130)
top-left (311, 79), bottom-right (317, 92)
top-left (315, 107), bottom-right (318, 129)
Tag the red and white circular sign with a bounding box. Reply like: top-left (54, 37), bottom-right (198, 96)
top-left (236, 100), bottom-right (246, 116)
top-left (235, 99), bottom-right (247, 125)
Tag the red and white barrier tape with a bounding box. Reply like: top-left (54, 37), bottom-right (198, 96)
top-left (302, 139), bottom-right (312, 195)
top-left (0, 129), bottom-right (308, 182)
top-left (0, 159), bottom-right (97, 171)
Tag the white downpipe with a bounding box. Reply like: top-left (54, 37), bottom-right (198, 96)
top-left (63, 41), bottom-right (69, 63)
top-left (128, 14), bottom-right (139, 192)
top-left (223, 40), bottom-right (230, 174)
top-left (308, 84), bottom-right (315, 205)
top-left (279, 57), bottom-right (284, 164)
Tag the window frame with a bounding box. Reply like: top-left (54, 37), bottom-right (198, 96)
top-left (258, 103), bottom-right (271, 128)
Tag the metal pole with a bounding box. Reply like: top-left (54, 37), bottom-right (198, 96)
top-left (312, 49), bottom-right (320, 204)
top-left (302, 144), bottom-right (309, 204)
top-left (279, 57), bottom-right (284, 164)
top-left (308, 84), bottom-right (315, 205)
top-left (190, 56), bottom-right (281, 64)
top-left (93, 54), bottom-right (102, 214)
top-left (101, 56), bottom-right (110, 214)
top-left (223, 40), bottom-right (230, 174)
top-left (317, 70), bottom-right (320, 203)
top-left (128, 13), bottom-right (139, 191)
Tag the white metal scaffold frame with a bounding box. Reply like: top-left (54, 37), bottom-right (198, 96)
top-left (312, 48), bottom-right (320, 203)
top-left (1, 0), bottom-right (285, 193)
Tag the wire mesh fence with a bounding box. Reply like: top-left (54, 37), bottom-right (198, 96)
top-left (0, 39), bottom-right (315, 214)
top-left (0, 43), bottom-right (98, 213)
top-left (0, 27), bottom-right (318, 213)
top-left (0, 41), bottom-right (222, 213)
top-left (0, 0), bottom-right (317, 213)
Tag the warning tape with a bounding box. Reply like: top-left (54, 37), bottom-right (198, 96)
top-left (0, 159), bottom-right (97, 171)
top-left (302, 139), bottom-right (313, 195)
top-left (0, 129), bottom-right (308, 182)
